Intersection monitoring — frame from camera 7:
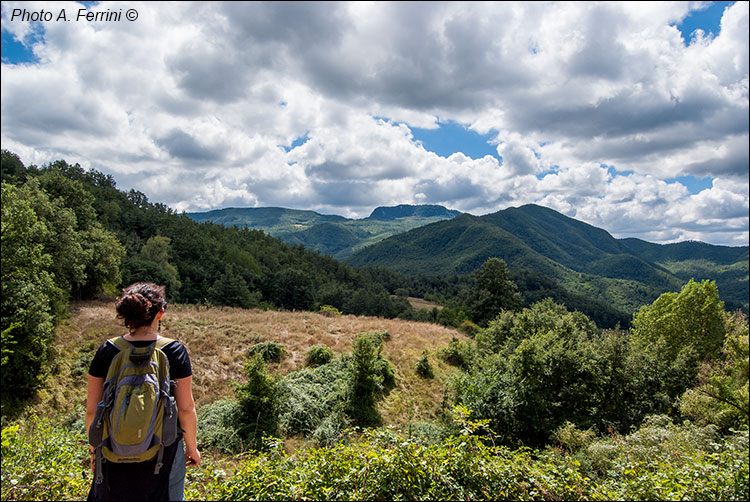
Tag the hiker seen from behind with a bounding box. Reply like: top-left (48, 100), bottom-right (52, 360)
top-left (86, 282), bottom-right (199, 501)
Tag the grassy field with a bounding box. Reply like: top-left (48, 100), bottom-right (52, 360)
top-left (40, 301), bottom-right (467, 434)
top-left (406, 296), bottom-right (444, 311)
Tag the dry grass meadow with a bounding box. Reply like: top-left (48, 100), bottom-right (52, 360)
top-left (42, 301), bottom-right (468, 430)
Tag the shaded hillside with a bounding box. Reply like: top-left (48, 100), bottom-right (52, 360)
top-left (347, 204), bottom-right (749, 313)
top-left (188, 204), bottom-right (461, 259)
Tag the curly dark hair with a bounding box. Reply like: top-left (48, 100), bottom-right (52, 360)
top-left (115, 282), bottom-right (166, 330)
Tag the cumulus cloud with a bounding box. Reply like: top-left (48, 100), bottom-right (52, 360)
top-left (0, 0), bottom-right (747, 246)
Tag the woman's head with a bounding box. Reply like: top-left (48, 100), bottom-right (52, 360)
top-left (115, 282), bottom-right (166, 330)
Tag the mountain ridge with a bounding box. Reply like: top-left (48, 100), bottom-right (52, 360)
top-left (186, 204), bottom-right (462, 259)
top-left (345, 203), bottom-right (749, 313)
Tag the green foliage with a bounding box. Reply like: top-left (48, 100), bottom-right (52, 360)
top-left (248, 341), bottom-right (285, 363)
top-left (1, 183), bottom-right (57, 410)
top-left (2, 411), bottom-right (747, 501)
top-left (1, 415), bottom-right (91, 501)
top-left (277, 358), bottom-right (351, 441)
top-left (434, 305), bottom-right (469, 328)
top-left (31, 170), bottom-right (125, 298)
top-left (348, 335), bottom-right (381, 426)
top-left (465, 258), bottom-right (522, 325)
top-left (198, 414), bottom-right (748, 501)
top-left (280, 337), bottom-right (393, 440)
top-left (415, 350), bottom-right (434, 379)
top-left (1, 149), bottom-right (29, 185)
top-left (343, 287), bottom-right (406, 318)
top-left (439, 337), bottom-right (475, 371)
top-left (567, 414), bottom-right (749, 501)
top-left (234, 355), bottom-right (279, 450)
top-left (456, 300), bottom-right (626, 446)
top-left (3, 166), bottom-right (125, 409)
top-left (318, 304), bottom-right (342, 317)
top-left (126, 235), bottom-right (181, 296)
top-left (458, 319), bottom-right (480, 337)
top-left (553, 421), bottom-right (597, 454)
top-left (347, 333), bottom-right (395, 426)
top-left (631, 278), bottom-right (727, 360)
top-left (305, 344), bottom-right (335, 367)
top-left (477, 298), bottom-right (597, 355)
top-left (681, 311), bottom-right (749, 430)
top-left (207, 265), bottom-right (261, 309)
top-left (197, 399), bottom-right (245, 454)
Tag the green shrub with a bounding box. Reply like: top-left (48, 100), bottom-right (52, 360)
top-left (1, 415), bottom-right (91, 501)
top-left (415, 350), bottom-right (434, 379)
top-left (553, 421), bottom-right (596, 454)
top-left (318, 304), bottom-right (342, 317)
top-left (358, 330), bottom-right (391, 345)
top-left (2, 410), bottom-right (747, 501)
top-left (248, 341), bottom-right (285, 363)
top-left (408, 421), bottom-right (448, 444)
top-left (373, 356), bottom-right (396, 391)
top-left (277, 359), bottom-right (350, 436)
top-left (235, 354), bottom-right (279, 450)
top-left (346, 333), bottom-right (395, 427)
top-left (305, 345), bottom-right (335, 367)
top-left (439, 337), bottom-right (475, 370)
top-left (459, 320), bottom-right (480, 338)
top-left (311, 410), bottom-right (350, 447)
top-left (197, 399), bottom-right (245, 454)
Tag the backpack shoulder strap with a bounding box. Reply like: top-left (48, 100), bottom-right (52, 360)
top-left (108, 336), bottom-right (130, 352)
top-left (155, 337), bottom-right (175, 350)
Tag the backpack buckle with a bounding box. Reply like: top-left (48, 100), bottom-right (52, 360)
top-left (129, 344), bottom-right (155, 365)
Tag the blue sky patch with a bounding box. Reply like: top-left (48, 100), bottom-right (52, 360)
top-left (606, 165), bottom-right (635, 177)
top-left (1, 27), bottom-right (41, 64)
top-left (410, 120), bottom-right (502, 163)
top-left (666, 175), bottom-right (713, 194)
top-left (282, 133), bottom-right (310, 152)
top-left (675, 1), bottom-right (734, 43)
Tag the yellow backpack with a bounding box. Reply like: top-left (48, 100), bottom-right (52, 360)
top-left (88, 336), bottom-right (179, 484)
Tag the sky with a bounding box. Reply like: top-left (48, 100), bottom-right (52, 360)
top-left (1, 1), bottom-right (748, 247)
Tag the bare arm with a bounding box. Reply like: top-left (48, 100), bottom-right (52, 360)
top-left (86, 375), bottom-right (105, 433)
top-left (174, 375), bottom-right (200, 466)
top-left (86, 375), bottom-right (105, 472)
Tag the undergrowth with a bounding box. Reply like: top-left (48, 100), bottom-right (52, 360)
top-left (3, 411), bottom-right (747, 501)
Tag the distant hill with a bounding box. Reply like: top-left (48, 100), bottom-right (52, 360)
top-left (368, 204), bottom-right (461, 221)
top-left (346, 204), bottom-right (749, 314)
top-left (187, 207), bottom-right (348, 234)
top-left (187, 205), bottom-right (462, 259)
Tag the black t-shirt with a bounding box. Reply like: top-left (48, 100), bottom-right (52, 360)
top-left (88, 337), bottom-right (192, 380)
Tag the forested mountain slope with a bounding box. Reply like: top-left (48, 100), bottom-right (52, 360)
top-left (348, 204), bottom-right (749, 313)
top-left (187, 204), bottom-right (461, 259)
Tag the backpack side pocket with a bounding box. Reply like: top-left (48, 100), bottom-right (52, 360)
top-left (161, 395), bottom-right (179, 446)
top-left (89, 401), bottom-right (106, 447)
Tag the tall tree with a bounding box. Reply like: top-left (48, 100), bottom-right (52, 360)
top-left (465, 258), bottom-right (522, 325)
top-left (1, 183), bottom-right (57, 409)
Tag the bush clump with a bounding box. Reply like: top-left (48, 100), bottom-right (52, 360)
top-left (439, 337), bottom-right (475, 370)
top-left (248, 341), bottom-right (285, 363)
top-left (305, 345), bottom-right (335, 367)
top-left (318, 305), bottom-right (342, 317)
top-left (197, 399), bottom-right (245, 454)
top-left (415, 350), bottom-right (434, 379)
top-left (235, 354), bottom-right (280, 450)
